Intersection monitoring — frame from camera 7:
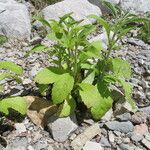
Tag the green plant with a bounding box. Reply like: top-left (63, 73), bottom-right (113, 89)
top-left (0, 61), bottom-right (27, 116)
top-left (0, 35), bottom-right (7, 45)
top-left (138, 12), bottom-right (150, 43)
top-left (27, 12), bottom-right (137, 120)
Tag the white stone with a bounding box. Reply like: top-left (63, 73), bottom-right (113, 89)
top-left (42, 0), bottom-right (102, 24)
top-left (120, 0), bottom-right (150, 14)
top-left (0, 0), bottom-right (31, 40)
top-left (14, 123), bottom-right (26, 134)
top-left (83, 141), bottom-right (103, 150)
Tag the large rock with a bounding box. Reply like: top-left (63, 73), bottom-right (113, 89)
top-left (42, 0), bottom-right (102, 24)
top-left (120, 0), bottom-right (150, 14)
top-left (47, 114), bottom-right (78, 142)
top-left (0, 0), bottom-right (31, 40)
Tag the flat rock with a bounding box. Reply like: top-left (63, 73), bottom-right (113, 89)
top-left (119, 143), bottom-right (135, 150)
top-left (105, 121), bottom-right (134, 133)
top-left (83, 141), bottom-right (103, 150)
top-left (47, 114), bottom-right (78, 142)
top-left (0, 0), bottom-right (31, 40)
top-left (42, 0), bottom-right (102, 24)
top-left (71, 123), bottom-right (101, 150)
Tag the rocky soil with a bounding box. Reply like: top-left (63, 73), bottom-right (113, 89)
top-left (0, 0), bottom-right (150, 150)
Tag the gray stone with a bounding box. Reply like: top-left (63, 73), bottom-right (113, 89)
top-left (100, 135), bottom-right (111, 147)
top-left (42, 0), bottom-right (102, 25)
top-left (139, 106), bottom-right (150, 115)
top-left (119, 143), bottom-right (135, 150)
top-left (105, 121), bottom-right (134, 133)
top-left (120, 0), bottom-right (150, 14)
top-left (116, 113), bottom-right (131, 121)
top-left (6, 137), bottom-right (28, 150)
top-left (34, 141), bottom-right (48, 150)
top-left (47, 114), bottom-right (78, 142)
top-left (131, 133), bottom-right (143, 142)
top-left (0, 0), bottom-right (31, 40)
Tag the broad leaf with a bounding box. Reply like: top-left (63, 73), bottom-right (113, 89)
top-left (38, 84), bottom-right (49, 96)
top-left (52, 73), bottom-right (74, 104)
top-left (0, 97), bottom-right (27, 115)
top-left (83, 71), bottom-right (95, 84)
top-left (35, 67), bottom-right (64, 84)
top-left (0, 61), bottom-right (23, 75)
top-left (110, 58), bottom-right (131, 79)
top-left (119, 80), bottom-right (137, 111)
top-left (79, 82), bottom-right (113, 120)
top-left (79, 83), bottom-right (101, 108)
top-left (57, 97), bottom-right (76, 117)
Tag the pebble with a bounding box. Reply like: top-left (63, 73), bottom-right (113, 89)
top-left (141, 139), bottom-right (150, 149)
top-left (14, 123), bottom-right (27, 134)
top-left (131, 112), bottom-right (147, 124)
top-left (100, 136), bottom-right (111, 147)
top-left (131, 133), bottom-right (143, 142)
top-left (47, 114), bottom-right (78, 142)
top-left (139, 106), bottom-right (150, 115)
top-left (116, 113), bottom-right (131, 121)
top-left (83, 141), bottom-right (103, 150)
top-left (134, 124), bottom-right (148, 135)
top-left (119, 143), bottom-right (135, 150)
top-left (105, 121), bottom-right (134, 133)
top-left (108, 131), bottom-right (115, 143)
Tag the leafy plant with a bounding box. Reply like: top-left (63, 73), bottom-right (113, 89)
top-left (137, 12), bottom-right (150, 44)
top-left (0, 61), bottom-right (27, 116)
top-left (0, 35), bottom-right (7, 45)
top-left (27, 12), bottom-right (137, 120)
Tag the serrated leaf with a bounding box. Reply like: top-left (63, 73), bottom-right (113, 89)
top-left (110, 58), bottom-right (131, 79)
top-left (35, 67), bottom-right (64, 84)
top-left (52, 73), bottom-right (74, 104)
top-left (57, 97), bottom-right (76, 117)
top-left (0, 97), bottom-right (27, 115)
top-left (79, 82), bottom-right (113, 120)
top-left (0, 61), bottom-right (23, 75)
top-left (119, 80), bottom-right (137, 111)
top-left (79, 83), bottom-right (101, 108)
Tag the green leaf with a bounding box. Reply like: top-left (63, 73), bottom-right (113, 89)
top-left (0, 97), bottom-right (27, 115)
top-left (0, 61), bottom-right (23, 75)
top-left (110, 58), bottom-right (131, 79)
top-left (33, 16), bottom-right (51, 28)
top-left (0, 35), bottom-right (7, 45)
top-left (79, 82), bottom-right (113, 120)
top-left (25, 45), bottom-right (50, 57)
top-left (119, 80), bottom-right (137, 111)
top-left (52, 73), bottom-right (74, 104)
top-left (38, 84), bottom-right (49, 96)
top-left (0, 85), bottom-right (4, 92)
top-left (35, 67), bottom-right (64, 84)
top-left (57, 97), bottom-right (76, 117)
top-left (83, 71), bottom-right (95, 84)
top-left (88, 15), bottom-right (110, 35)
top-left (90, 40), bottom-right (103, 51)
top-left (79, 83), bottom-right (101, 108)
